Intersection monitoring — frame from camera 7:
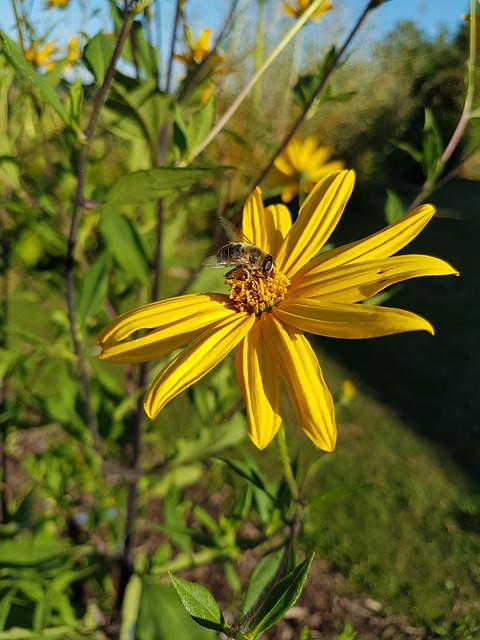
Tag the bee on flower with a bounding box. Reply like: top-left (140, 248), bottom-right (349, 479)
top-left (66, 36), bottom-right (81, 66)
top-left (273, 136), bottom-right (345, 202)
top-left (98, 171), bottom-right (458, 452)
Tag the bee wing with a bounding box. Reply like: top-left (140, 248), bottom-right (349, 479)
top-left (202, 255), bottom-right (226, 268)
top-left (219, 217), bottom-right (253, 244)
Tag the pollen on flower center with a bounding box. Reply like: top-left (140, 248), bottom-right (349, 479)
top-left (225, 267), bottom-right (290, 315)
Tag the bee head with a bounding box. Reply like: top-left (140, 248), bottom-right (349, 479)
top-left (262, 255), bottom-right (275, 274)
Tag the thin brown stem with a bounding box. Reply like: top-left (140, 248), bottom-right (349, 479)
top-left (65, 2), bottom-right (136, 437)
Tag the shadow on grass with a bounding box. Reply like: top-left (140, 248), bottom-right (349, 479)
top-left (320, 178), bottom-right (480, 487)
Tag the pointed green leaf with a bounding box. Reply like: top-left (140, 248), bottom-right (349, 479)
top-left (422, 108), bottom-right (444, 182)
top-left (77, 253), bottom-right (111, 324)
top-left (0, 31), bottom-right (70, 125)
top-left (98, 210), bottom-right (150, 282)
top-left (384, 189), bottom-right (405, 224)
top-left (241, 550), bottom-right (283, 616)
top-left (169, 573), bottom-right (230, 634)
top-left (83, 31), bottom-right (114, 85)
top-left (97, 167), bottom-right (223, 210)
top-left (243, 553), bottom-right (314, 637)
top-left (137, 579), bottom-right (216, 640)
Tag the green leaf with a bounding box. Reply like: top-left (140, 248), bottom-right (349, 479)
top-left (384, 189), bottom-right (405, 224)
top-left (110, 2), bottom-right (158, 79)
top-left (77, 253), bottom-right (111, 324)
top-left (336, 621), bottom-right (357, 639)
top-left (241, 550), bottom-right (283, 616)
top-left (66, 79), bottom-right (84, 128)
top-left (98, 167), bottom-right (223, 209)
top-left (104, 74), bottom-right (170, 154)
top-left (243, 553), bottom-right (315, 637)
top-left (83, 31), bottom-right (115, 85)
top-left (120, 574), bottom-right (143, 640)
top-left (169, 573), bottom-right (229, 634)
top-left (422, 108), bottom-right (444, 182)
top-left (98, 210), bottom-right (150, 282)
top-left (137, 579), bottom-right (216, 640)
top-left (0, 31), bottom-right (70, 126)
top-left (392, 139), bottom-right (423, 164)
top-left (173, 96), bottom-right (216, 161)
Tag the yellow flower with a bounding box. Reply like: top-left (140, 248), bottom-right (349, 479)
top-left (44, 0), bottom-right (69, 7)
top-left (24, 40), bottom-right (58, 72)
top-left (98, 171), bottom-right (458, 451)
top-left (283, 0), bottom-right (333, 21)
top-left (66, 36), bottom-right (81, 65)
top-left (176, 26), bottom-right (222, 67)
top-left (273, 136), bottom-right (345, 203)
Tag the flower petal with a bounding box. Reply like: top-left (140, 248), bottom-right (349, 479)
top-left (275, 170), bottom-right (355, 278)
top-left (274, 297), bottom-right (434, 338)
top-left (288, 255), bottom-right (459, 303)
top-left (144, 312), bottom-right (255, 419)
top-left (261, 314), bottom-right (336, 452)
top-left (291, 204), bottom-right (437, 284)
top-left (235, 320), bottom-right (282, 449)
top-left (99, 301), bottom-right (237, 364)
top-left (242, 187), bottom-right (265, 246)
top-left (98, 293), bottom-right (231, 346)
top-left (242, 190), bottom-right (292, 257)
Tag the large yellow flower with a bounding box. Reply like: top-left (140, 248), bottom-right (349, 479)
top-left (273, 136), bottom-right (345, 203)
top-left (98, 171), bottom-right (457, 451)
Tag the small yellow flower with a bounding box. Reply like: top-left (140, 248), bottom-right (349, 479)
top-left (176, 26), bottom-right (222, 67)
top-left (66, 36), bottom-right (81, 65)
top-left (44, 0), bottom-right (69, 7)
top-left (283, 0), bottom-right (333, 21)
top-left (273, 136), bottom-right (345, 203)
top-left (24, 40), bottom-right (58, 72)
top-left (98, 171), bottom-right (458, 452)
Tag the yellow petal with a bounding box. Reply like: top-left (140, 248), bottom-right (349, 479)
top-left (242, 187), bottom-right (266, 246)
top-left (99, 302), bottom-right (237, 364)
top-left (274, 150), bottom-right (296, 177)
top-left (97, 293), bottom-right (230, 346)
top-left (274, 297), bottom-right (434, 338)
top-left (280, 181), bottom-right (299, 203)
top-left (291, 204), bottom-right (436, 284)
top-left (275, 170), bottom-right (355, 278)
top-left (288, 255), bottom-right (459, 303)
top-left (144, 312), bottom-right (255, 419)
top-left (242, 191), bottom-right (292, 258)
top-left (261, 314), bottom-right (336, 451)
top-left (235, 320), bottom-right (282, 449)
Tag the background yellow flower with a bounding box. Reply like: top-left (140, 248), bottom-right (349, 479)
top-left (283, 0), bottom-right (333, 21)
top-left (273, 136), bottom-right (345, 202)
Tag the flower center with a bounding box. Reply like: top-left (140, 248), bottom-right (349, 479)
top-left (226, 267), bottom-right (290, 315)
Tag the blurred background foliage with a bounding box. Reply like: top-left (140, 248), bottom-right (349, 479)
top-left (1, 0), bottom-right (479, 638)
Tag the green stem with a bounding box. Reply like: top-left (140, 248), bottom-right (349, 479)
top-left (275, 424), bottom-right (300, 502)
top-left (182, 0), bottom-right (330, 165)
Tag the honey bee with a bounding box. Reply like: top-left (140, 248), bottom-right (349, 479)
top-left (202, 218), bottom-right (275, 276)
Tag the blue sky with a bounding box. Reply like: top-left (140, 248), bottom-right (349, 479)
top-left (0, 0), bottom-right (468, 50)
